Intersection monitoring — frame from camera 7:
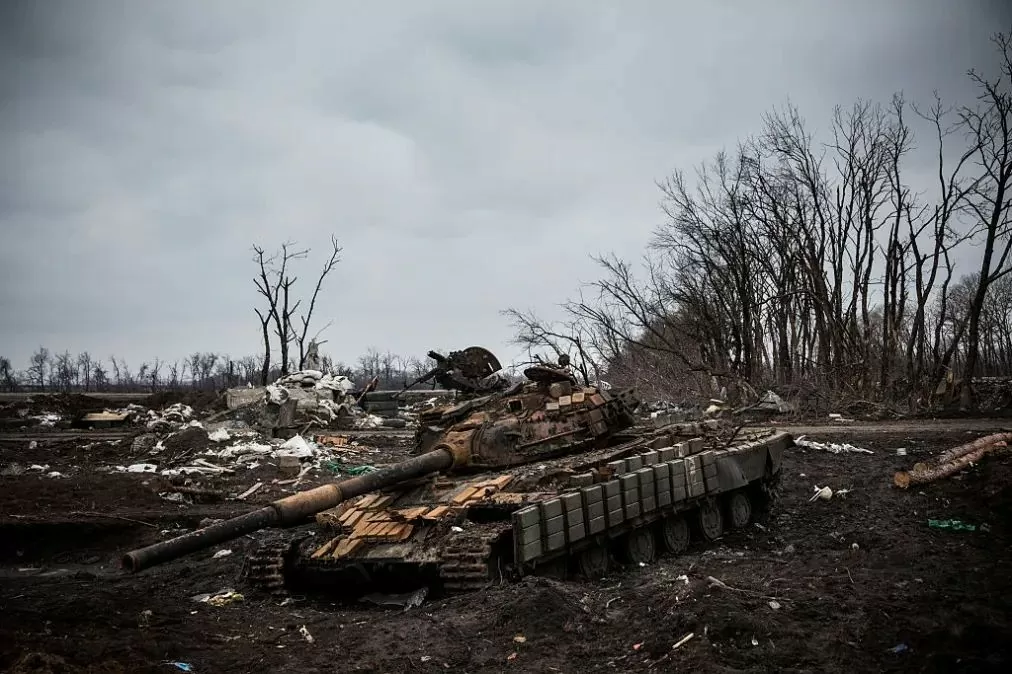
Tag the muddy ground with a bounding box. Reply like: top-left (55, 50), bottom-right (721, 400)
top-left (1, 422), bottom-right (1010, 673)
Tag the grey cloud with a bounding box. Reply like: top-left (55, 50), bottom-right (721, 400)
top-left (2, 0), bottom-right (1009, 371)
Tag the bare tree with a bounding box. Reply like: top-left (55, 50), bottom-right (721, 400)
top-left (253, 236), bottom-right (342, 382)
top-left (187, 353), bottom-right (202, 388)
top-left (149, 358), bottom-right (163, 391)
top-left (254, 241), bottom-right (304, 383)
top-left (956, 30), bottom-right (1012, 409)
top-left (0, 356), bottom-right (17, 391)
top-left (295, 235), bottom-right (342, 369)
top-left (28, 347), bottom-right (49, 391)
top-left (77, 352), bottom-right (93, 391)
top-left (92, 363), bottom-right (109, 391)
top-left (167, 361), bottom-right (181, 388)
top-left (53, 351), bottom-right (75, 392)
top-left (502, 308), bottom-right (600, 385)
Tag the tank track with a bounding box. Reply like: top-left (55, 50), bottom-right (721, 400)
top-left (438, 529), bottom-right (504, 593)
top-left (239, 534), bottom-right (304, 597)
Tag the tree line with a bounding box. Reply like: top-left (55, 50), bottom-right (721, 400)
top-left (0, 348), bottom-right (452, 394)
top-left (505, 30), bottom-right (1012, 412)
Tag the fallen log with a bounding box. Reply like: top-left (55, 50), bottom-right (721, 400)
top-left (894, 437), bottom-right (1010, 488)
top-left (936, 432), bottom-right (1012, 464)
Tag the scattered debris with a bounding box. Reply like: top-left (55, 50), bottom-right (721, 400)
top-left (191, 589), bottom-right (244, 606)
top-left (672, 632), bottom-right (695, 650)
top-left (237, 482), bottom-right (264, 500)
top-left (809, 485), bottom-right (833, 502)
top-left (928, 519), bottom-right (977, 532)
top-left (299, 625), bottom-right (315, 644)
top-left (212, 549), bottom-right (232, 559)
top-left (208, 428), bottom-right (231, 443)
top-left (795, 436), bottom-right (873, 454)
top-left (117, 463), bottom-right (158, 474)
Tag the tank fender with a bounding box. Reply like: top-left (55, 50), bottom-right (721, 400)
top-left (765, 432), bottom-right (792, 474)
top-left (715, 457), bottom-right (749, 491)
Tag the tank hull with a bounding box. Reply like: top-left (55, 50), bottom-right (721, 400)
top-left (242, 425), bottom-right (792, 597)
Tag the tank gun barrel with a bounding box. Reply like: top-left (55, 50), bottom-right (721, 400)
top-left (393, 351), bottom-right (451, 399)
top-left (393, 367), bottom-right (440, 399)
top-left (121, 447), bottom-right (457, 573)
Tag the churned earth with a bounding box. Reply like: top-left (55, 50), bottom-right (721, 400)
top-left (1, 420), bottom-right (1010, 673)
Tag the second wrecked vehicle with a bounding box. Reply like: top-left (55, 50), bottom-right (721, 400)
top-left (122, 347), bottom-right (792, 597)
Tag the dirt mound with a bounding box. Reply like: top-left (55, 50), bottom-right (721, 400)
top-left (20, 395), bottom-right (109, 418)
top-left (490, 578), bottom-right (589, 634)
top-left (146, 390), bottom-right (225, 416)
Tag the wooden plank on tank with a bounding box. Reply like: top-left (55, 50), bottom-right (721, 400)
top-left (451, 486), bottom-right (479, 504)
top-left (332, 538), bottom-right (363, 558)
top-left (396, 507), bottom-right (429, 521)
top-left (311, 537), bottom-right (339, 559)
top-left (356, 494), bottom-right (379, 508)
top-left (423, 505), bottom-right (450, 520)
top-left (481, 475), bottom-right (514, 490)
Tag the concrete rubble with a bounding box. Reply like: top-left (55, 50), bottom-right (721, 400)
top-left (228, 369), bottom-right (411, 433)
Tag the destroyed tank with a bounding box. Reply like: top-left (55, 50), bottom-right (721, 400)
top-left (121, 348), bottom-right (792, 598)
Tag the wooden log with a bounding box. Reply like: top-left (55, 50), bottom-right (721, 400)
top-left (894, 441), bottom-right (1009, 488)
top-left (935, 432), bottom-right (1012, 464)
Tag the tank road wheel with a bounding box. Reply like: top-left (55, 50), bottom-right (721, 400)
top-left (659, 516), bottom-right (690, 555)
top-left (697, 499), bottom-right (724, 542)
top-left (621, 527), bottom-right (656, 565)
top-left (576, 545), bottom-right (611, 579)
top-left (727, 491), bottom-right (753, 529)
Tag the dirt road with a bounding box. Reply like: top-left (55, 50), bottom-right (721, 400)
top-left (1, 424), bottom-right (1010, 672)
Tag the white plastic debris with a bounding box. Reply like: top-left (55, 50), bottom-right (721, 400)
top-left (208, 428), bottom-right (231, 443)
top-left (32, 414), bottom-right (61, 427)
top-left (119, 463), bottom-right (158, 474)
top-left (278, 435), bottom-right (314, 459)
top-left (354, 414), bottom-right (385, 429)
top-left (299, 625), bottom-right (315, 644)
top-left (768, 600), bottom-right (781, 610)
top-left (809, 485), bottom-right (834, 502)
top-left (212, 549), bottom-right (232, 559)
top-left (795, 436), bottom-right (874, 454)
top-left (28, 440), bottom-right (38, 449)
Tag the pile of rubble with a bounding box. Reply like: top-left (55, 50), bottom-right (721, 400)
top-left (226, 369), bottom-right (409, 433)
top-left (115, 426), bottom-right (384, 482)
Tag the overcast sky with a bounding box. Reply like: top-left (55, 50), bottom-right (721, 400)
top-left (1, 0), bottom-right (1009, 374)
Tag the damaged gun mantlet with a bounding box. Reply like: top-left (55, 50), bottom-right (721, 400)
top-left (394, 346), bottom-right (509, 400)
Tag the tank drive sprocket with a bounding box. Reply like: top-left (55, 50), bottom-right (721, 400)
top-left (239, 534), bottom-right (305, 596)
